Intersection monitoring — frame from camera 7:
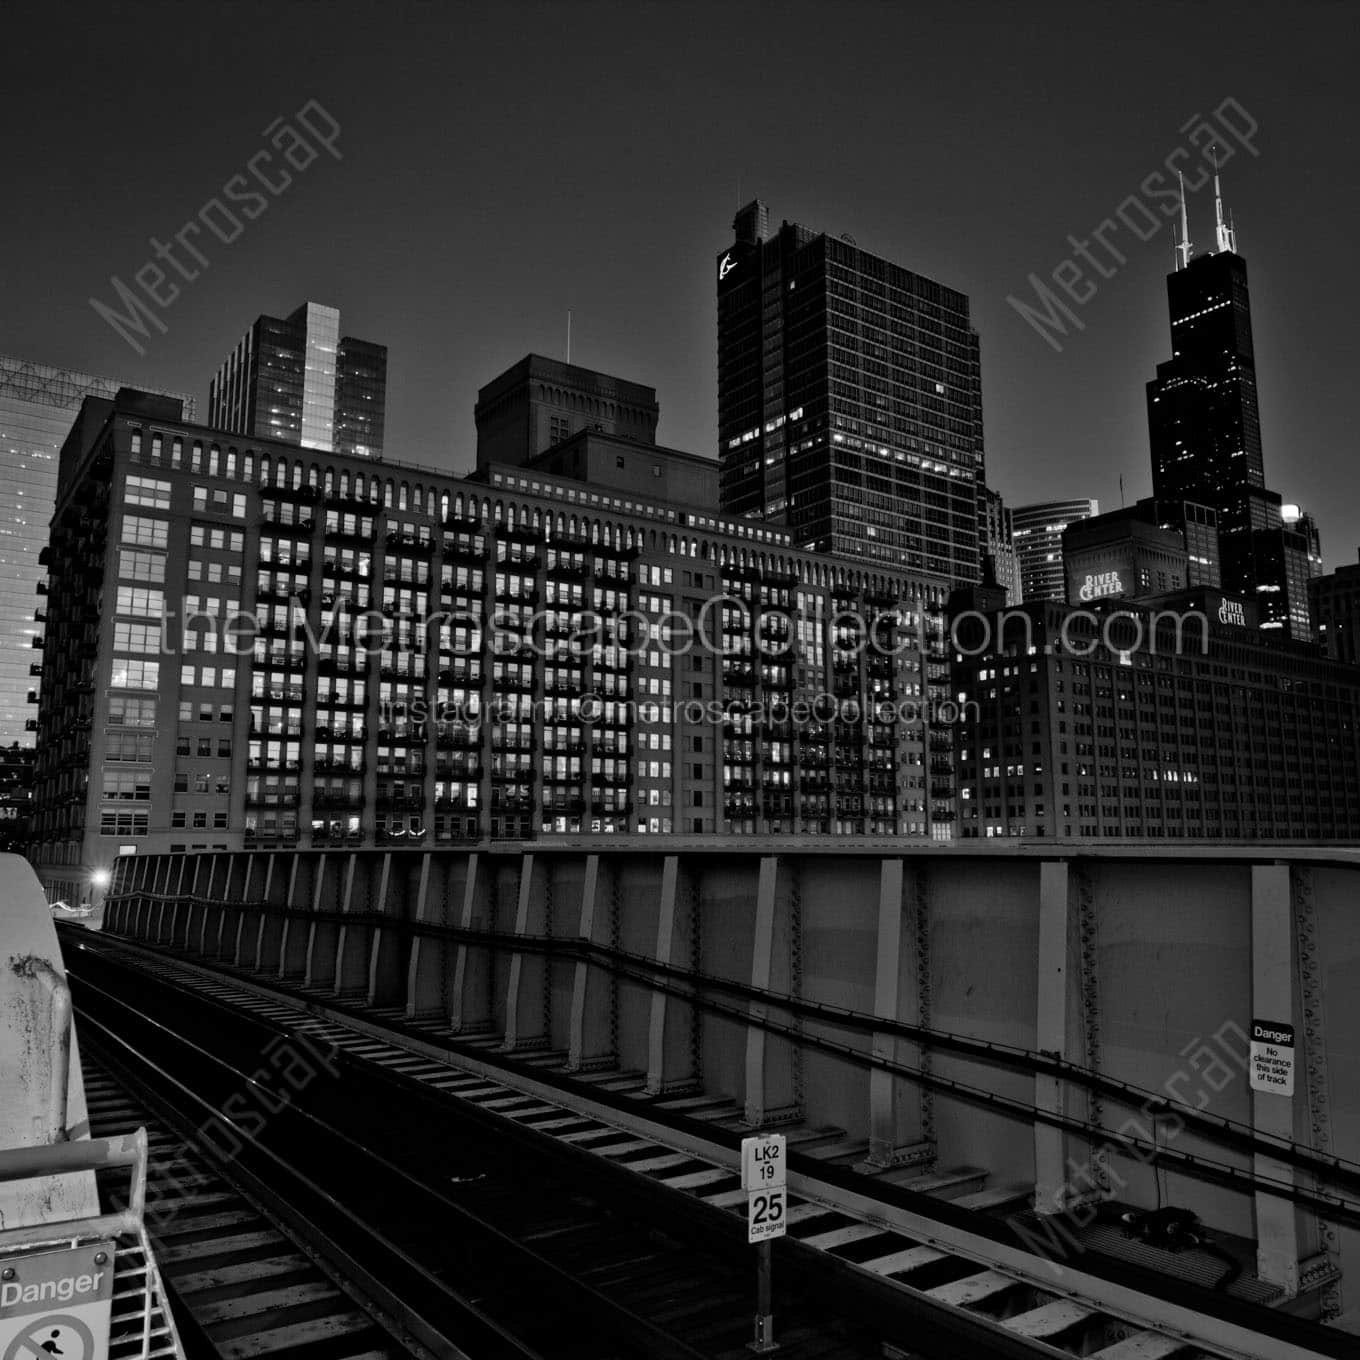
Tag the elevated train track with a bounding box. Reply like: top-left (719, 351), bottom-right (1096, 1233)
top-left (66, 934), bottom-right (992, 1359)
top-left (58, 925), bottom-right (1356, 1360)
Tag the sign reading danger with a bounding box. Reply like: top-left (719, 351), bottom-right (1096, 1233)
top-left (1249, 1018), bottom-right (1295, 1096)
top-left (0, 1240), bottom-right (113, 1360)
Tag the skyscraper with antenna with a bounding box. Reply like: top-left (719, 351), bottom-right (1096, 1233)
top-left (1146, 159), bottom-right (1321, 639)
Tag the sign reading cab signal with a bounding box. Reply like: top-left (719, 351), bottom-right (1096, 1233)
top-left (742, 1134), bottom-right (788, 1243)
top-left (747, 1187), bottom-right (786, 1243)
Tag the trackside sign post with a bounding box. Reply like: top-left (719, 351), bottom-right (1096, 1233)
top-left (1249, 1018), bottom-right (1295, 1096)
top-left (0, 1240), bottom-right (114, 1360)
top-left (741, 1133), bottom-right (785, 1352)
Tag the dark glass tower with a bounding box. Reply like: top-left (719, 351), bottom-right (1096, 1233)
top-left (1146, 179), bottom-right (1318, 637)
top-left (717, 200), bottom-right (985, 581)
top-left (1148, 248), bottom-right (1263, 524)
top-left (209, 302), bottom-right (387, 458)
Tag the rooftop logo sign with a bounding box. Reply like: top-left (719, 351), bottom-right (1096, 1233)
top-left (1078, 571), bottom-right (1124, 602)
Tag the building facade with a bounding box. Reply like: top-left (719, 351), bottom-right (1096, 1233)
top-left (30, 391), bottom-right (960, 904)
top-left (1310, 552), bottom-right (1360, 666)
top-left (1062, 507), bottom-right (1191, 605)
top-left (208, 302), bottom-right (387, 458)
top-left (0, 357), bottom-right (194, 748)
top-left (1011, 498), bottom-right (1097, 603)
top-left (951, 592), bottom-right (1360, 842)
top-left (0, 743), bottom-right (32, 852)
top-left (980, 488), bottom-right (1021, 605)
top-left (716, 200), bottom-right (986, 579)
top-left (1146, 182), bottom-right (1319, 639)
top-left (473, 355), bottom-right (659, 474)
top-left (526, 429), bottom-right (718, 507)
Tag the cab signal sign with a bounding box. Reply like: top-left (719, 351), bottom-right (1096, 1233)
top-left (742, 1133), bottom-right (787, 1243)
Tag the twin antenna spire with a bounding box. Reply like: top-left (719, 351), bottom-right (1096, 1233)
top-left (1174, 145), bottom-right (1238, 269)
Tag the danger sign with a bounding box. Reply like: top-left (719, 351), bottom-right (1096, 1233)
top-left (0, 1241), bottom-right (113, 1360)
top-left (1249, 1018), bottom-right (1295, 1096)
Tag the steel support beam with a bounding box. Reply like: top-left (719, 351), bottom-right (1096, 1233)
top-left (1034, 859), bottom-right (1069, 1214)
top-left (1252, 863), bottom-right (1299, 1294)
top-left (743, 855), bottom-right (779, 1126)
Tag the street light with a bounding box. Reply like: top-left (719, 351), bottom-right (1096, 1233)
top-left (90, 868), bottom-right (112, 890)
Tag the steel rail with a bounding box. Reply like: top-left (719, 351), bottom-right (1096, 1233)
top-left (107, 893), bottom-right (1360, 1197)
top-left (67, 940), bottom-right (1116, 1360)
top-left (66, 962), bottom-right (714, 1360)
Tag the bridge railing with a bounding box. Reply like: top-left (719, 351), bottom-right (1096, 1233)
top-left (102, 841), bottom-right (1360, 1307)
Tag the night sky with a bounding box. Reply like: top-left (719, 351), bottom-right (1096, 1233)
top-left (6, 1), bottom-right (1358, 567)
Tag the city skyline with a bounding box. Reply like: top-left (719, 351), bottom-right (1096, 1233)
top-left (5, 2), bottom-right (1356, 571)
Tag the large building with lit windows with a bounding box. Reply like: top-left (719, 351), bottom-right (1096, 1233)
top-left (208, 302), bottom-right (387, 458)
top-left (949, 591), bottom-right (1360, 842)
top-left (0, 356), bottom-right (194, 748)
top-left (716, 200), bottom-right (986, 578)
top-left (30, 388), bottom-right (960, 904)
top-left (1011, 498), bottom-right (1097, 603)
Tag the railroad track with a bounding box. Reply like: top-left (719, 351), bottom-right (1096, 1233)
top-left (79, 1042), bottom-right (421, 1360)
top-left (59, 927), bottom-right (1353, 1360)
top-left (64, 936), bottom-right (994, 1360)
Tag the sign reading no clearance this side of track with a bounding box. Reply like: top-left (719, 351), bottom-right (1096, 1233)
top-left (0, 1239), bottom-right (114, 1360)
top-left (742, 1133), bottom-right (787, 1244)
top-left (1249, 1018), bottom-right (1295, 1096)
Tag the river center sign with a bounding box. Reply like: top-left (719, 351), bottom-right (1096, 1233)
top-left (1078, 571), bottom-right (1124, 602)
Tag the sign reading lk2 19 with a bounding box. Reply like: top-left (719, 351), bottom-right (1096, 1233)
top-left (742, 1133), bottom-right (787, 1243)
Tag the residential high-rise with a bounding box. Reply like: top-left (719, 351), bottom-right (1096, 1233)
top-left (1146, 173), bottom-right (1318, 639)
top-left (1011, 498), bottom-right (1097, 603)
top-left (208, 302), bottom-right (386, 458)
top-left (716, 200), bottom-right (986, 581)
top-left (473, 355), bottom-right (659, 474)
top-left (0, 356), bottom-right (194, 747)
top-left (29, 388), bottom-right (960, 903)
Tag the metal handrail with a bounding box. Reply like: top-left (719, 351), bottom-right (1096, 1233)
top-left (0, 1129), bottom-right (148, 1252)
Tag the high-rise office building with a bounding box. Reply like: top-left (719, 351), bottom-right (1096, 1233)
top-left (1146, 174), bottom-right (1319, 639)
top-left (29, 388), bottom-right (960, 903)
top-left (1309, 552), bottom-right (1360, 666)
top-left (0, 356), bottom-right (194, 747)
top-left (208, 302), bottom-right (386, 458)
top-left (716, 200), bottom-right (986, 581)
top-left (980, 488), bottom-right (1021, 605)
top-left (473, 355), bottom-right (659, 474)
top-left (1011, 498), bottom-right (1098, 603)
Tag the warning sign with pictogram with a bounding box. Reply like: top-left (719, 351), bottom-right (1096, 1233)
top-left (0, 1241), bottom-right (113, 1360)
